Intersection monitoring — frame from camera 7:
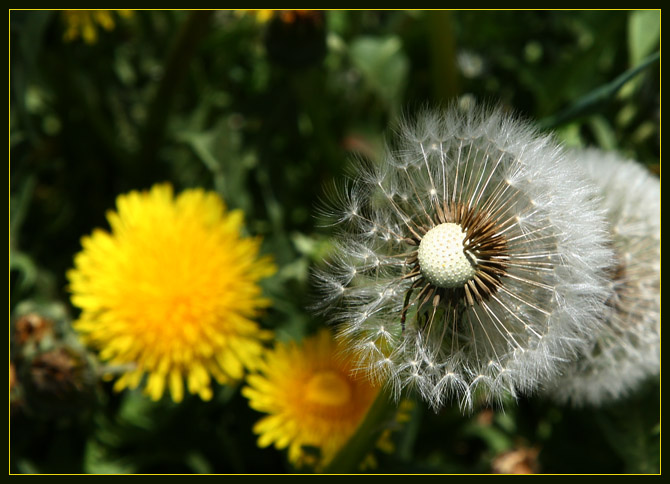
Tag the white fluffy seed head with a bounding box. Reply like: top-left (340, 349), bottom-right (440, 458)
top-left (314, 102), bottom-right (614, 412)
top-left (418, 223), bottom-right (476, 288)
top-left (544, 148), bottom-right (660, 407)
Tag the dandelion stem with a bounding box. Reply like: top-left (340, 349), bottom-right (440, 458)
top-left (539, 51), bottom-right (659, 130)
top-left (427, 11), bottom-right (459, 103)
top-left (137, 11), bottom-right (213, 184)
top-left (322, 385), bottom-right (398, 474)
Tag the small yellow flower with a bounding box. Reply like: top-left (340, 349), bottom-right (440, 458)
top-left (62, 10), bottom-right (133, 44)
top-left (242, 329), bottom-right (381, 469)
top-left (237, 10), bottom-right (275, 23)
top-left (68, 184), bottom-right (275, 402)
top-left (237, 10), bottom-right (322, 24)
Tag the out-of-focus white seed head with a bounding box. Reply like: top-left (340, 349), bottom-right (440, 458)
top-left (544, 148), bottom-right (660, 407)
top-left (418, 223), bottom-right (476, 288)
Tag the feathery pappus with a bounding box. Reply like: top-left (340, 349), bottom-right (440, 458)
top-left (545, 148), bottom-right (660, 406)
top-left (314, 104), bottom-right (614, 411)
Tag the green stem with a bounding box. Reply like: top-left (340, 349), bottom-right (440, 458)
top-left (136, 11), bottom-right (214, 185)
top-left (322, 385), bottom-right (398, 474)
top-left (539, 51), bottom-right (659, 130)
top-left (427, 11), bottom-right (459, 104)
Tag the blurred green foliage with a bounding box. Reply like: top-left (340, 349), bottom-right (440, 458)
top-left (10, 10), bottom-right (659, 474)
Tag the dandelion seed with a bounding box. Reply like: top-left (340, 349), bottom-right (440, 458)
top-left (314, 104), bottom-right (613, 411)
top-left (545, 149), bottom-right (660, 406)
top-left (67, 184), bottom-right (275, 402)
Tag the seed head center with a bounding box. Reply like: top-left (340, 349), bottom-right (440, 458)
top-left (417, 223), bottom-right (476, 288)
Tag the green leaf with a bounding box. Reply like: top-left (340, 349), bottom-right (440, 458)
top-left (594, 387), bottom-right (660, 474)
top-left (628, 10), bottom-right (660, 66)
top-left (177, 118), bottom-right (255, 214)
top-left (463, 420), bottom-right (514, 455)
top-left (184, 452), bottom-right (213, 474)
top-left (10, 250), bottom-right (40, 293)
top-left (115, 390), bottom-right (160, 431)
top-left (349, 36), bottom-right (409, 108)
top-left (588, 115), bottom-right (618, 150)
top-left (83, 439), bottom-right (136, 474)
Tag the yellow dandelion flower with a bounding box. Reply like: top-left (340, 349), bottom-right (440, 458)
top-left (237, 10), bottom-right (322, 24)
top-left (67, 184), bottom-right (275, 403)
top-left (62, 10), bottom-right (133, 44)
top-left (237, 10), bottom-right (275, 23)
top-left (242, 329), bottom-right (385, 470)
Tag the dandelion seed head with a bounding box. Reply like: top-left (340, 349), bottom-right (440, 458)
top-left (315, 103), bottom-right (613, 411)
top-left (545, 149), bottom-right (660, 407)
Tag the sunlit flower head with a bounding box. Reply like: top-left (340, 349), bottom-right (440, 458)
top-left (68, 184), bottom-right (275, 402)
top-left (314, 104), bottom-right (614, 411)
top-left (545, 149), bottom-right (660, 406)
top-left (62, 10), bottom-right (133, 44)
top-left (242, 329), bottom-right (382, 470)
